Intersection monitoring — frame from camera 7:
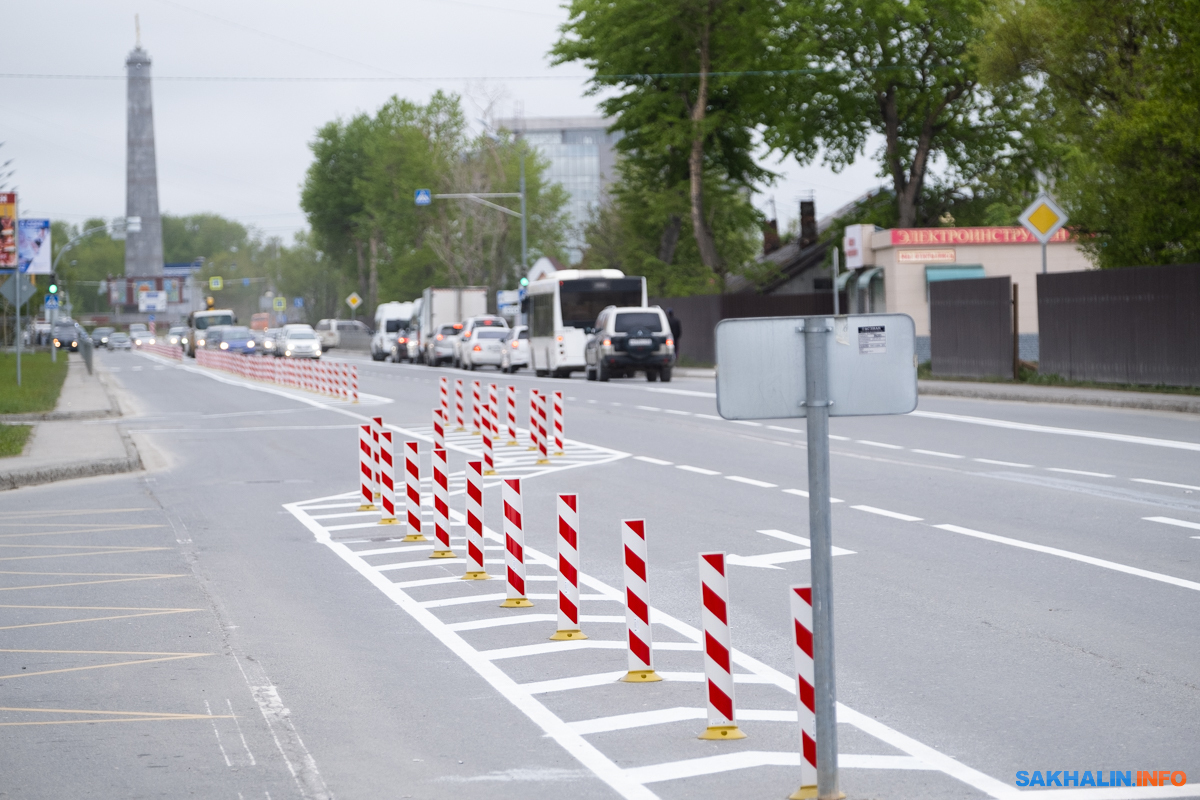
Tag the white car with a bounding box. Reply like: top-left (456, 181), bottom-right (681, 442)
top-left (278, 327), bottom-right (322, 359)
top-left (455, 315), bottom-right (508, 368)
top-left (460, 327), bottom-right (508, 370)
top-left (499, 326), bottom-right (530, 373)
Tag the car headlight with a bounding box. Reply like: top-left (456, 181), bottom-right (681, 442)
top-left (182, 337), bottom-right (188, 344)
top-left (134, 339), bottom-right (142, 345)
top-left (314, 347), bottom-right (321, 355)
top-left (220, 342), bottom-right (229, 350)
top-left (148, 338), bottom-right (155, 345)
top-left (284, 350), bottom-right (291, 357)
top-left (72, 341), bottom-right (78, 347)
top-left (197, 339), bottom-right (205, 347)
top-left (247, 342), bottom-right (255, 348)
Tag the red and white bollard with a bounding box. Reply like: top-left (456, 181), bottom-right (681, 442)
top-left (403, 440), bottom-right (426, 542)
top-left (791, 585), bottom-right (818, 799)
top-left (432, 408), bottom-right (446, 450)
top-left (454, 379), bottom-right (465, 431)
top-left (505, 385), bottom-right (518, 445)
top-left (552, 390), bottom-right (565, 456)
top-left (471, 380), bottom-right (482, 435)
top-left (528, 389), bottom-right (539, 450)
top-left (499, 478), bottom-right (531, 607)
top-left (357, 424), bottom-right (376, 511)
top-left (341, 362), bottom-right (350, 401)
top-left (550, 494), bottom-right (586, 640)
top-left (621, 519), bottom-right (660, 682)
top-left (378, 432), bottom-right (399, 525)
top-left (461, 460), bottom-right (488, 580)
top-left (371, 417), bottom-right (383, 499)
top-left (428, 447), bottom-right (454, 559)
top-left (481, 403), bottom-right (496, 476)
top-left (351, 364), bottom-right (359, 403)
top-left (535, 391), bottom-right (551, 464)
top-left (698, 552), bottom-right (746, 740)
top-left (439, 376), bottom-right (449, 420)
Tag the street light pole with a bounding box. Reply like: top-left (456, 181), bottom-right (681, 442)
top-left (519, 150), bottom-right (528, 274)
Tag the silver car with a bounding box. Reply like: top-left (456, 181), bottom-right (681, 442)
top-left (460, 327), bottom-right (507, 370)
top-left (499, 325), bottom-right (530, 373)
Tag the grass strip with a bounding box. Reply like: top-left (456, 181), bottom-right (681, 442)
top-left (0, 424), bottom-right (32, 458)
top-left (0, 352), bottom-right (70, 414)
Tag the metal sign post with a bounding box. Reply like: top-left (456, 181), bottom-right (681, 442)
top-left (716, 313), bottom-right (916, 800)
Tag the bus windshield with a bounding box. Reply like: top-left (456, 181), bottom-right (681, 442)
top-left (194, 313), bottom-right (234, 330)
top-left (558, 279), bottom-right (644, 330)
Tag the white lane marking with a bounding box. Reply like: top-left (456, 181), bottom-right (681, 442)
top-left (634, 456), bottom-right (673, 466)
top-left (286, 508), bottom-right (658, 800)
top-left (295, 502), bottom-right (362, 510)
top-left (726, 475), bottom-right (777, 488)
top-left (935, 524), bottom-right (1200, 592)
top-left (204, 699), bottom-right (233, 767)
top-left (910, 449), bottom-right (964, 459)
top-left (852, 505), bottom-right (923, 522)
top-left (768, 425), bottom-right (802, 433)
top-left (520, 671), bottom-right (776, 695)
top-left (226, 698), bottom-right (257, 766)
top-left (393, 576), bottom-right (465, 589)
top-left (569, 707), bottom-right (799, 735)
top-left (421, 592), bottom-right (614, 609)
top-left (828, 434), bottom-right (851, 441)
top-left (626, 752), bottom-right (935, 784)
top-left (1144, 516), bottom-right (1200, 532)
top-left (758, 529), bottom-right (809, 546)
top-left (447, 614), bottom-right (625, 633)
top-left (481, 640), bottom-right (701, 661)
top-left (730, 420), bottom-right (762, 427)
top-left (635, 405), bottom-right (662, 412)
top-left (645, 388), bottom-right (716, 398)
top-left (324, 521), bottom-right (390, 531)
top-left (676, 465), bottom-right (720, 476)
top-left (308, 510), bottom-right (380, 520)
top-left (782, 489), bottom-right (844, 503)
top-left (1047, 467), bottom-right (1115, 478)
top-left (376, 559), bottom-right (460, 572)
top-left (664, 409), bottom-right (691, 416)
top-left (912, 409), bottom-right (1200, 453)
top-left (1133, 478), bottom-right (1200, 492)
top-left (694, 413), bottom-right (723, 421)
top-left (973, 458), bottom-right (1033, 468)
top-left (858, 440), bottom-right (903, 450)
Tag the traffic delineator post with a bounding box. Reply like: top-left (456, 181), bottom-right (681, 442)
top-left (454, 378), bottom-right (465, 431)
top-left (527, 390), bottom-right (539, 451)
top-left (499, 478), bottom-right (532, 607)
top-left (790, 585), bottom-right (819, 800)
top-left (698, 552), bottom-right (746, 740)
top-left (505, 385), bottom-right (518, 445)
top-left (432, 408), bottom-right (446, 450)
top-left (535, 391), bottom-right (551, 465)
top-left (482, 403), bottom-right (497, 476)
top-left (370, 416), bottom-right (383, 499)
top-left (550, 493), bottom-right (586, 640)
top-left (461, 460), bottom-right (489, 580)
top-left (471, 380), bottom-right (482, 435)
top-left (552, 390), bottom-right (565, 456)
top-left (403, 440), bottom-right (427, 542)
top-left (620, 519), bottom-right (661, 682)
top-left (378, 431), bottom-right (399, 525)
top-left (351, 364), bottom-right (359, 403)
top-left (357, 425), bottom-right (377, 511)
top-left (439, 376), bottom-right (449, 421)
top-left (429, 447), bottom-right (455, 559)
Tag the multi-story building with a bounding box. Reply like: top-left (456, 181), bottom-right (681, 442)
top-left (496, 116), bottom-right (621, 265)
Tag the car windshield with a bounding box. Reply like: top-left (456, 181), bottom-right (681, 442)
top-left (438, 326), bottom-right (457, 335)
top-left (288, 331), bottom-right (316, 340)
top-left (476, 329), bottom-right (506, 340)
top-left (224, 327), bottom-right (252, 339)
top-left (613, 312), bottom-right (663, 333)
top-left (194, 313), bottom-right (234, 330)
top-left (169, 327), bottom-right (185, 334)
top-left (110, 333), bottom-right (129, 340)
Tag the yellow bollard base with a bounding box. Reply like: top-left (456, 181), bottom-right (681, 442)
top-left (620, 670), bottom-right (662, 683)
top-left (788, 786), bottom-right (818, 800)
top-left (483, 469), bottom-right (497, 476)
top-left (402, 534), bottom-right (429, 542)
top-left (549, 629), bottom-right (588, 641)
top-left (455, 427), bottom-right (466, 432)
top-left (500, 597), bottom-right (534, 608)
top-left (536, 459), bottom-right (551, 465)
top-left (471, 431), bottom-right (481, 436)
top-left (374, 492), bottom-right (381, 499)
top-left (461, 571), bottom-right (490, 581)
top-left (553, 451), bottom-right (565, 456)
top-left (357, 504), bottom-right (378, 512)
top-left (526, 446), bottom-right (537, 451)
top-left (429, 550), bottom-right (456, 559)
top-left (698, 725), bottom-right (747, 741)
top-left (505, 441), bottom-right (519, 447)
top-left (377, 518), bottom-right (399, 525)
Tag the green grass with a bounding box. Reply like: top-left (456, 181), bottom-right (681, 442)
top-left (0, 423), bottom-right (32, 457)
top-left (0, 352), bottom-right (70, 413)
top-left (918, 360), bottom-right (1200, 396)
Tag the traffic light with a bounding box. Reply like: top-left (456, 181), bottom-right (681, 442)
top-left (48, 278), bottom-right (58, 294)
top-left (519, 277), bottom-right (529, 287)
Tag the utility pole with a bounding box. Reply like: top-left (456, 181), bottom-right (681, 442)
top-left (519, 149), bottom-right (528, 274)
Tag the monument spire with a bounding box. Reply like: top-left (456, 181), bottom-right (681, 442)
top-left (125, 25), bottom-right (164, 276)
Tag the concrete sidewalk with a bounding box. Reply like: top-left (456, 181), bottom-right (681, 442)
top-left (0, 356), bottom-right (141, 490)
top-left (918, 379), bottom-right (1200, 414)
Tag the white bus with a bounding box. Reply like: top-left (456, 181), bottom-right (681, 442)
top-left (526, 269), bottom-right (647, 377)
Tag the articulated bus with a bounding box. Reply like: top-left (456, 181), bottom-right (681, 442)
top-left (526, 269), bottom-right (646, 377)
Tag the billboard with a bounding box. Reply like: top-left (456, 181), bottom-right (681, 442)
top-left (0, 193), bottom-right (16, 269)
top-left (18, 219), bottom-right (51, 274)
top-left (138, 289), bottom-right (168, 312)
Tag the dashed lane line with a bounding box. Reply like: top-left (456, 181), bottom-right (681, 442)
top-left (676, 465), bottom-right (720, 476)
top-left (973, 458), bottom-right (1032, 468)
top-left (910, 449), bottom-right (964, 459)
top-left (857, 440), bottom-right (904, 450)
top-left (1047, 468), bottom-right (1115, 478)
top-left (851, 505), bottom-right (923, 523)
top-left (1143, 516), bottom-right (1200, 532)
top-left (634, 456), bottom-right (673, 466)
top-left (911, 409), bottom-right (1200, 453)
top-left (725, 476), bottom-right (777, 489)
top-left (1133, 478), bottom-right (1200, 492)
top-left (782, 489), bottom-right (844, 503)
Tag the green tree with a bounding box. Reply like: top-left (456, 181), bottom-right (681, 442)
top-left (977, 0), bottom-right (1200, 267)
top-left (761, 0), bottom-right (1044, 229)
top-left (553, 0), bottom-right (773, 284)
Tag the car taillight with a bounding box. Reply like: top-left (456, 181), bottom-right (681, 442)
top-left (473, 345), bottom-right (481, 352)
top-left (602, 339), bottom-right (611, 346)
top-left (399, 337), bottom-right (407, 344)
top-left (557, 335), bottom-right (563, 342)
top-left (511, 341), bottom-right (518, 349)
top-left (436, 334), bottom-right (443, 341)
top-left (666, 337), bottom-right (674, 347)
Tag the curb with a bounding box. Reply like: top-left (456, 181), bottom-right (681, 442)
top-left (918, 380), bottom-right (1200, 415)
top-left (0, 408), bottom-right (119, 423)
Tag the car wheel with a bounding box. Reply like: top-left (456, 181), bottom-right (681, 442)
top-left (646, 369), bottom-right (659, 382)
top-left (598, 362), bottom-right (610, 382)
top-left (660, 366), bottom-right (673, 382)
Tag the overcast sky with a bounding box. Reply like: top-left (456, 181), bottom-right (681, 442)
top-left (3, 0), bottom-right (883, 244)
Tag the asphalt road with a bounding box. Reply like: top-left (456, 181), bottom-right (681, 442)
top-left (2, 348), bottom-right (1197, 799)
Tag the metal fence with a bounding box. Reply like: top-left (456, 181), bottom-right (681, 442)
top-left (649, 293), bottom-right (842, 365)
top-left (930, 277), bottom-right (1013, 378)
top-left (1037, 263), bottom-right (1200, 387)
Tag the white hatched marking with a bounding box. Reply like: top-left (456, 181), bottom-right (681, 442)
top-left (570, 707), bottom-right (799, 735)
top-left (520, 671), bottom-right (776, 695)
top-left (447, 614), bottom-right (626, 633)
top-left (626, 752), bottom-right (935, 784)
top-left (481, 640), bottom-right (701, 661)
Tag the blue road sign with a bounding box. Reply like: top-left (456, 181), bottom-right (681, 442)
top-left (243, 277), bottom-right (250, 287)
top-left (294, 297), bottom-right (304, 308)
top-left (414, 189), bottom-right (432, 206)
top-left (278, 313), bottom-right (288, 324)
top-left (44, 294), bottom-right (59, 309)
top-left (147, 314), bottom-right (156, 322)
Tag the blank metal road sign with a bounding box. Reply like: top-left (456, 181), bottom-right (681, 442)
top-left (715, 314), bottom-right (918, 420)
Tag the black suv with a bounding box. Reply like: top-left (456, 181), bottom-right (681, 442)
top-left (585, 306), bottom-right (676, 382)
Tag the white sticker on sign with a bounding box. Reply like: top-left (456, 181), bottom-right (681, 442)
top-left (858, 325), bottom-right (886, 354)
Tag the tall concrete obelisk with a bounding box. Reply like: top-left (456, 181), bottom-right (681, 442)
top-left (124, 23), bottom-right (164, 277)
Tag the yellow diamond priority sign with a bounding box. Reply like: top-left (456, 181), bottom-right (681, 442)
top-left (1019, 194), bottom-right (1068, 243)
top-left (346, 292), bottom-right (363, 310)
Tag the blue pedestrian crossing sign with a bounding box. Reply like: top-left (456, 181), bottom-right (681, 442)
top-left (414, 189), bottom-right (432, 206)
top-left (44, 294), bottom-right (59, 309)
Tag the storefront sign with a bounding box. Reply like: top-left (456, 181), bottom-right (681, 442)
top-left (890, 226), bottom-right (1071, 246)
top-left (897, 248), bottom-right (956, 264)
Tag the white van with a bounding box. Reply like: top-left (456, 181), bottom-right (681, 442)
top-left (370, 301), bottom-right (414, 361)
